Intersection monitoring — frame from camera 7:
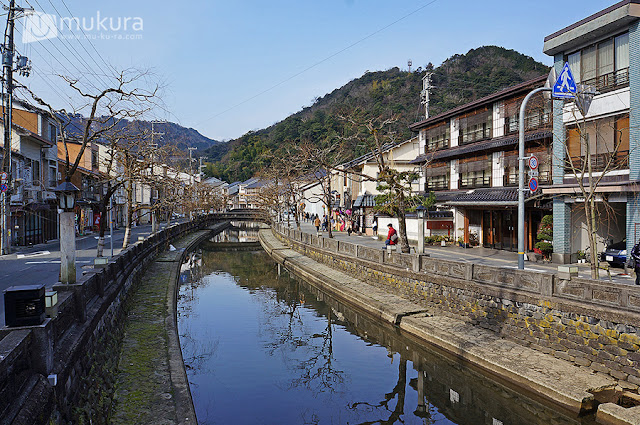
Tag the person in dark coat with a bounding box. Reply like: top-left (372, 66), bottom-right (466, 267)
top-left (631, 239), bottom-right (640, 285)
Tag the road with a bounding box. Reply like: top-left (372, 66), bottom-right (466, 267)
top-left (0, 223), bottom-right (181, 326)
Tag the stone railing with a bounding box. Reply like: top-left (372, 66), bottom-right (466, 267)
top-left (0, 215), bottom-right (232, 425)
top-left (274, 223), bottom-right (638, 313)
top-left (272, 223), bottom-right (640, 387)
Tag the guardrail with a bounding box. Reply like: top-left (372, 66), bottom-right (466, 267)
top-left (0, 211), bottom-right (266, 425)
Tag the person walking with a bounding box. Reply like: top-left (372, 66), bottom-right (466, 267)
top-left (385, 223), bottom-right (398, 247)
top-left (631, 239), bottom-right (640, 285)
top-left (314, 215), bottom-right (321, 233)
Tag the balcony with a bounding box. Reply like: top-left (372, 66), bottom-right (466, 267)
top-left (459, 175), bottom-right (491, 189)
top-left (582, 68), bottom-right (629, 94)
top-left (425, 179), bottom-right (449, 191)
top-left (504, 170), bottom-right (551, 187)
top-left (565, 150), bottom-right (629, 174)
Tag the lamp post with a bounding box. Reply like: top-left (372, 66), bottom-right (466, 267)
top-left (54, 181), bottom-right (79, 284)
top-left (416, 205), bottom-right (426, 254)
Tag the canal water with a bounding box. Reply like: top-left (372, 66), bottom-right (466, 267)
top-left (177, 229), bottom-right (594, 425)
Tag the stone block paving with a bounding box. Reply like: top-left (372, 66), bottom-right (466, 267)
top-left (293, 221), bottom-right (636, 285)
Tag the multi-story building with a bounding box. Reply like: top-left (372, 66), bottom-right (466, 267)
top-left (410, 76), bottom-right (553, 250)
top-left (2, 99), bottom-right (59, 245)
top-left (543, 0), bottom-right (637, 263)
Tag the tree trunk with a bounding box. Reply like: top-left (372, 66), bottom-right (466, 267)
top-left (325, 170), bottom-right (333, 238)
top-left (122, 182), bottom-right (133, 249)
top-left (96, 199), bottom-right (108, 257)
top-left (396, 195), bottom-right (410, 253)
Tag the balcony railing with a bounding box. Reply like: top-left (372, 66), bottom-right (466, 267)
top-left (582, 68), bottom-right (629, 94)
top-left (425, 179), bottom-right (449, 191)
top-left (459, 175), bottom-right (491, 189)
top-left (504, 170), bottom-right (551, 186)
top-left (566, 150), bottom-right (629, 173)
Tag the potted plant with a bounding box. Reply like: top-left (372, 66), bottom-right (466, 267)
top-left (534, 215), bottom-right (553, 261)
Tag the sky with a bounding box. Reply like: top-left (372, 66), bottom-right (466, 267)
top-left (9, 0), bottom-right (615, 142)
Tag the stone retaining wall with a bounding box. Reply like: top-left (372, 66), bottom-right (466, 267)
top-left (0, 217), bottom-right (232, 425)
top-left (273, 224), bottom-right (640, 388)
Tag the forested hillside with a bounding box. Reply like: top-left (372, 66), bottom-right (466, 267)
top-left (206, 46), bottom-right (550, 182)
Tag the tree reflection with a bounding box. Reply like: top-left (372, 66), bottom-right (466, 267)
top-left (350, 355), bottom-right (408, 425)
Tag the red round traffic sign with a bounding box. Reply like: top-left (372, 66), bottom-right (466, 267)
top-left (528, 155), bottom-right (539, 170)
top-left (528, 177), bottom-right (538, 192)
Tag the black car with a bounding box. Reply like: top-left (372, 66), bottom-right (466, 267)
top-left (600, 240), bottom-right (627, 267)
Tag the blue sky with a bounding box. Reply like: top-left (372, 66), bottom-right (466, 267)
top-left (13, 0), bottom-right (612, 141)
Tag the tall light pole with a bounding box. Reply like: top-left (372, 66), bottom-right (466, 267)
top-left (517, 87), bottom-right (550, 269)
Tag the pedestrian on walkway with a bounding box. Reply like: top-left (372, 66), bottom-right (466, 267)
top-left (322, 215), bottom-right (328, 231)
top-left (631, 239), bottom-right (640, 285)
top-left (314, 215), bottom-right (321, 233)
top-left (385, 223), bottom-right (397, 247)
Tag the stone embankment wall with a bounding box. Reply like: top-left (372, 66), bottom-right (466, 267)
top-left (0, 217), bottom-right (231, 425)
top-left (273, 224), bottom-right (640, 389)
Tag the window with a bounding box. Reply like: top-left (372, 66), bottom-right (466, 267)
top-left (503, 95), bottom-right (550, 134)
top-left (425, 162), bottom-right (449, 190)
top-left (49, 123), bottom-right (57, 142)
top-left (426, 123), bottom-right (450, 151)
top-left (91, 150), bottom-right (99, 170)
top-left (459, 157), bottom-right (491, 188)
top-left (565, 114), bottom-right (629, 172)
top-left (459, 109), bottom-right (492, 144)
top-left (48, 160), bottom-right (57, 188)
top-left (566, 32), bottom-right (629, 92)
top-left (31, 159), bottom-right (40, 185)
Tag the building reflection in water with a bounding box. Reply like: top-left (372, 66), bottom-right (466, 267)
top-left (177, 244), bottom-right (586, 425)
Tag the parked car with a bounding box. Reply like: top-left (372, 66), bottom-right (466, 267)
top-left (600, 240), bottom-right (627, 267)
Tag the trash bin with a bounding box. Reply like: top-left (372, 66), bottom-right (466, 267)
top-left (4, 284), bottom-right (45, 327)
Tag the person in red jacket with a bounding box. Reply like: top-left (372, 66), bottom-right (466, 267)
top-left (385, 223), bottom-right (397, 246)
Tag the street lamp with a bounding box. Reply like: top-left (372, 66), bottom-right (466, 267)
top-left (54, 181), bottom-right (79, 284)
top-left (416, 205), bottom-right (426, 254)
top-left (54, 181), bottom-right (79, 211)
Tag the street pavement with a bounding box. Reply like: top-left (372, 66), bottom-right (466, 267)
top-left (0, 222), bottom-right (182, 326)
top-left (293, 220), bottom-right (636, 285)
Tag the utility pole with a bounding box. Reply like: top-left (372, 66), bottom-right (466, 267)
top-left (1, 1), bottom-right (30, 255)
top-left (421, 71), bottom-right (433, 120)
top-left (188, 147), bottom-right (197, 218)
top-left (150, 121), bottom-right (164, 233)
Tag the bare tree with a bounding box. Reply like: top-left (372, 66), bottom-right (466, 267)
top-left (560, 107), bottom-right (630, 278)
top-left (340, 110), bottom-right (432, 253)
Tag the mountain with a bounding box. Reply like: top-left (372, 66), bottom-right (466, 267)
top-left (205, 46), bottom-right (550, 182)
top-left (65, 115), bottom-right (220, 152)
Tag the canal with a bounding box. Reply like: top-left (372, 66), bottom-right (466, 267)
top-left (177, 227), bottom-right (595, 425)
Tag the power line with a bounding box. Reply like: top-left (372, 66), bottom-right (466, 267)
top-left (192, 0), bottom-right (440, 127)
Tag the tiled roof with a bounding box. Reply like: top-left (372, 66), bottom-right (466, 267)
top-left (435, 187), bottom-right (536, 206)
top-left (410, 131), bottom-right (552, 164)
top-left (353, 194), bottom-right (376, 208)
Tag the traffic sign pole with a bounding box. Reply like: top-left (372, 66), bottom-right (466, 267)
top-left (518, 87), bottom-right (551, 270)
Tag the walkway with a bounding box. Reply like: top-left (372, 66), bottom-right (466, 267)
top-left (292, 221), bottom-right (636, 285)
top-left (109, 229), bottom-right (212, 424)
top-left (259, 228), bottom-right (640, 424)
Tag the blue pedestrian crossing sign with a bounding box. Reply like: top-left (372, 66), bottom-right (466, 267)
top-left (553, 62), bottom-right (577, 99)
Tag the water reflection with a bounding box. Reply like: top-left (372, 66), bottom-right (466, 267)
top-left (178, 247), bottom-right (593, 425)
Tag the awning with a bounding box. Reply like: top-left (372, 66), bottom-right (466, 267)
top-left (353, 194), bottom-right (376, 208)
top-left (435, 187), bottom-right (537, 207)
